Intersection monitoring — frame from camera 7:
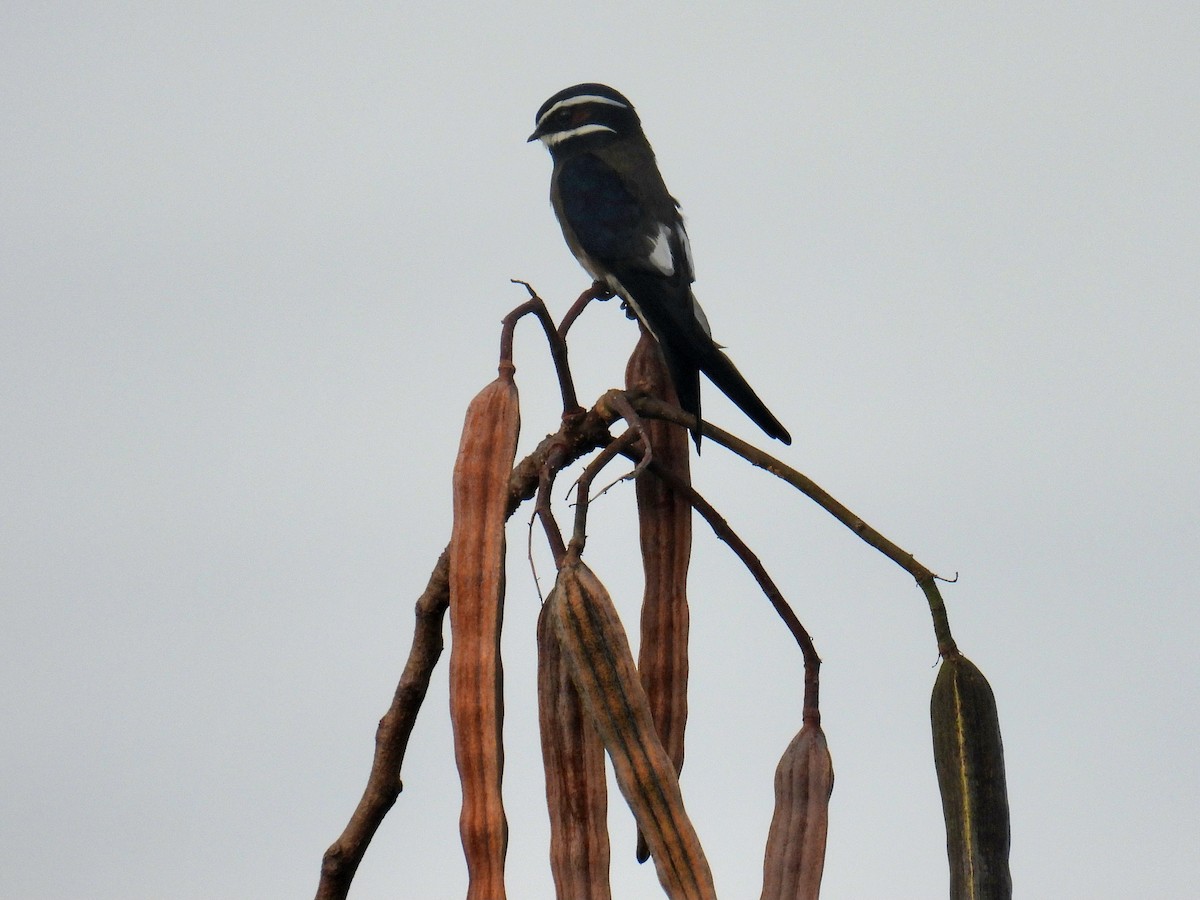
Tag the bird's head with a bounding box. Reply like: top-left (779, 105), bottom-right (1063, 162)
top-left (527, 83), bottom-right (642, 151)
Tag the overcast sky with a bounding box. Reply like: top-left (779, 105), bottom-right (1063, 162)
top-left (3, 4), bottom-right (1197, 898)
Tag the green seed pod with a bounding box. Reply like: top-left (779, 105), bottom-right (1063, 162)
top-left (931, 653), bottom-right (1012, 900)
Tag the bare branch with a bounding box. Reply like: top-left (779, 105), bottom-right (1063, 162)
top-left (557, 281), bottom-right (612, 341)
top-left (316, 549), bottom-right (451, 900)
top-left (568, 428), bottom-right (641, 557)
top-left (628, 395), bottom-right (959, 657)
top-left (505, 281), bottom-right (583, 415)
top-left (536, 444), bottom-right (568, 569)
top-left (624, 449), bottom-right (823, 723)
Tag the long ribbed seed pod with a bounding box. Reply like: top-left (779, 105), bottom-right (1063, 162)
top-left (760, 723), bottom-right (834, 900)
top-left (931, 653), bottom-right (1011, 900)
top-left (537, 600), bottom-right (612, 899)
top-left (449, 373), bottom-right (520, 900)
top-left (625, 331), bottom-right (692, 864)
top-left (548, 558), bottom-right (716, 900)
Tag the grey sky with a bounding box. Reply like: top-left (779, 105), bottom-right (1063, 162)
top-left (3, 4), bottom-right (1197, 897)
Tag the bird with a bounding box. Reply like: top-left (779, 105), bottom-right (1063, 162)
top-left (529, 82), bottom-right (791, 449)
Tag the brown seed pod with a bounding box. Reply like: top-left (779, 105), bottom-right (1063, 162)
top-left (537, 600), bottom-right (612, 899)
top-left (626, 331), bottom-right (693, 864)
top-left (548, 557), bottom-right (716, 900)
top-left (931, 653), bottom-right (1012, 900)
top-left (760, 723), bottom-right (834, 900)
top-left (448, 374), bottom-right (520, 900)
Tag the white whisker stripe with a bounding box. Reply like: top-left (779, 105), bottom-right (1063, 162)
top-left (538, 123), bottom-right (617, 146)
top-left (536, 94), bottom-right (629, 127)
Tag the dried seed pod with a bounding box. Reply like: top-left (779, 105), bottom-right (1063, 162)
top-left (626, 331), bottom-right (692, 864)
top-left (931, 653), bottom-right (1012, 900)
top-left (449, 374), bottom-right (520, 900)
top-left (537, 601), bottom-right (612, 900)
top-left (548, 558), bottom-right (716, 900)
top-left (760, 723), bottom-right (834, 900)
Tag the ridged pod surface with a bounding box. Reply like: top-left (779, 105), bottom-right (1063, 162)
top-left (931, 653), bottom-right (1011, 900)
top-left (449, 374), bottom-right (520, 900)
top-left (537, 601), bottom-right (612, 899)
top-left (548, 558), bottom-right (716, 900)
top-left (626, 331), bottom-right (692, 863)
top-left (760, 723), bottom-right (833, 900)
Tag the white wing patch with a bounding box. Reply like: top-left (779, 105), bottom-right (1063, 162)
top-left (647, 223), bottom-right (676, 277)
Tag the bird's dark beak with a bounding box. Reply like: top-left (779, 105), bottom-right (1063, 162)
top-left (526, 124), bottom-right (543, 143)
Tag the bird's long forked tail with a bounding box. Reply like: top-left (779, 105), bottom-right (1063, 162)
top-left (699, 345), bottom-right (792, 446)
top-left (662, 342), bottom-right (792, 450)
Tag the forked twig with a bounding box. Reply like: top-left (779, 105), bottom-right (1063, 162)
top-left (505, 281), bottom-right (583, 415)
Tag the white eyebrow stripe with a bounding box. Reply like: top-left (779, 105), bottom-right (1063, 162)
top-left (537, 122), bottom-right (617, 146)
top-left (536, 93), bottom-right (629, 127)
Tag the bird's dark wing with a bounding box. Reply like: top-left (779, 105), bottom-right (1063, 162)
top-left (557, 153), bottom-right (700, 334)
top-left (557, 152), bottom-right (791, 447)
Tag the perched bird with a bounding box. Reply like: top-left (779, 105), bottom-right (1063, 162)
top-left (529, 82), bottom-right (791, 448)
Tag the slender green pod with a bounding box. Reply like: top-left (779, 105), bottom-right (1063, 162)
top-left (931, 653), bottom-right (1012, 900)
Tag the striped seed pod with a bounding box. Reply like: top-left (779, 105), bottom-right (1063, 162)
top-left (548, 558), bottom-right (716, 900)
top-left (537, 600), bottom-right (612, 899)
top-left (449, 373), bottom-right (520, 900)
top-left (930, 653), bottom-right (1012, 900)
top-left (760, 723), bottom-right (834, 900)
top-left (625, 331), bottom-right (693, 864)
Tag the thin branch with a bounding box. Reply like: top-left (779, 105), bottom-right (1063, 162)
top-left (505, 281), bottom-right (582, 414)
top-left (623, 447), bottom-right (823, 723)
top-left (557, 281), bottom-right (612, 341)
top-left (316, 549), bottom-right (451, 900)
top-left (606, 390), bottom-right (653, 481)
top-left (627, 395), bottom-right (959, 656)
top-left (568, 428), bottom-right (642, 557)
top-left (536, 444), bottom-right (568, 569)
